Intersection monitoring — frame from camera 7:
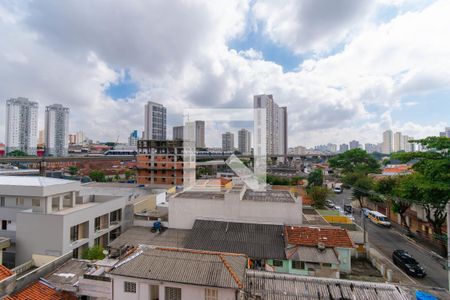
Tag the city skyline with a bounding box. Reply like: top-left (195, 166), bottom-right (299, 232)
top-left (0, 1), bottom-right (448, 147)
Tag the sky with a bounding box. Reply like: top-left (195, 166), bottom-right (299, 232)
top-left (0, 0), bottom-right (449, 148)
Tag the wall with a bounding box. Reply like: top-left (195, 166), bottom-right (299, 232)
top-left (112, 275), bottom-right (237, 300)
top-left (336, 248), bottom-right (352, 273)
top-left (169, 191), bottom-right (302, 229)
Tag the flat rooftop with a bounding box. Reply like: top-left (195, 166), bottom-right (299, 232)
top-left (0, 176), bottom-right (77, 187)
top-left (108, 226), bottom-right (190, 249)
top-left (243, 190), bottom-right (296, 203)
top-left (173, 190), bottom-right (225, 200)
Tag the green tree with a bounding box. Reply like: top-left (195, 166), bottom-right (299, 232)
top-left (124, 170), bottom-right (134, 180)
top-left (392, 136), bottom-right (450, 256)
top-left (308, 186), bottom-right (329, 209)
top-left (68, 166), bottom-right (79, 176)
top-left (329, 148), bottom-right (380, 174)
top-left (89, 170), bottom-right (106, 182)
top-left (342, 171), bottom-right (365, 187)
top-left (82, 245), bottom-right (106, 260)
top-left (7, 150), bottom-right (28, 157)
top-left (307, 169), bottom-right (323, 188)
top-left (390, 175), bottom-right (417, 232)
top-left (352, 176), bottom-right (374, 208)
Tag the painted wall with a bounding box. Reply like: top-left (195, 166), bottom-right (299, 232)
top-left (336, 248), bottom-right (352, 273)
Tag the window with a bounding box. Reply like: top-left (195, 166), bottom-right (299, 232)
top-left (272, 260), bottom-right (283, 267)
top-left (70, 225), bottom-right (79, 242)
top-left (94, 217), bottom-right (101, 231)
top-left (165, 287), bottom-right (181, 300)
top-left (322, 263), bottom-right (332, 268)
top-left (32, 199), bottom-right (40, 207)
top-left (0, 197), bottom-right (4, 207)
top-left (16, 197), bottom-right (24, 206)
top-left (205, 288), bottom-right (218, 300)
top-left (124, 281), bottom-right (136, 293)
top-left (1, 220), bottom-right (7, 230)
top-left (292, 261), bottom-right (304, 270)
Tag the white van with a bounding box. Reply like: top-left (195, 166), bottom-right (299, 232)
top-left (368, 211), bottom-right (391, 227)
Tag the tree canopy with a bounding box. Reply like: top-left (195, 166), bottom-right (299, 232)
top-left (7, 150), bottom-right (28, 157)
top-left (307, 169), bottom-right (323, 188)
top-left (308, 186), bottom-right (329, 209)
top-left (89, 170), bottom-right (106, 182)
top-left (329, 148), bottom-right (380, 174)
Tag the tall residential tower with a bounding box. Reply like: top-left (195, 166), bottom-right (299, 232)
top-left (144, 101), bottom-right (166, 140)
top-left (382, 130), bottom-right (393, 154)
top-left (5, 97), bottom-right (38, 155)
top-left (45, 104), bottom-right (69, 157)
top-left (238, 128), bottom-right (251, 155)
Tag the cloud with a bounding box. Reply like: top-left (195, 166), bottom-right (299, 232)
top-left (0, 0), bottom-right (448, 149)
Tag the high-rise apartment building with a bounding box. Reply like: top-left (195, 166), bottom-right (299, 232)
top-left (38, 130), bottom-right (45, 145)
top-left (5, 97), bottom-right (38, 155)
top-left (173, 126), bottom-right (184, 140)
top-left (76, 131), bottom-right (85, 145)
top-left (222, 132), bottom-right (234, 151)
top-left (349, 140), bottom-right (360, 150)
top-left (238, 129), bottom-right (251, 155)
top-left (364, 143), bottom-right (377, 154)
top-left (403, 135), bottom-right (415, 152)
top-left (393, 132), bottom-right (402, 152)
top-left (339, 143), bottom-right (349, 153)
top-left (144, 101), bottom-right (166, 140)
top-left (439, 127), bottom-right (450, 138)
top-left (253, 94), bottom-right (288, 156)
top-left (382, 130), bottom-right (393, 154)
top-left (195, 120), bottom-right (205, 148)
top-left (45, 104), bottom-right (69, 157)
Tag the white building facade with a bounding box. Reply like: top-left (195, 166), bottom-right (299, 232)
top-left (222, 132), bottom-right (234, 151)
top-left (5, 98), bottom-right (38, 155)
top-left (45, 104), bottom-right (69, 157)
top-left (238, 128), bottom-right (251, 154)
top-left (382, 130), bottom-right (393, 154)
top-left (144, 101), bottom-right (166, 140)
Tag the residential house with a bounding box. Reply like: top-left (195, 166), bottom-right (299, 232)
top-left (265, 226), bottom-right (354, 278)
top-left (109, 247), bottom-right (247, 300)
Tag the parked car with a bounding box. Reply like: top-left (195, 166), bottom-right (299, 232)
top-left (361, 208), bottom-right (371, 217)
top-left (325, 200), bottom-right (336, 209)
top-left (368, 211), bottom-right (391, 227)
top-left (333, 186), bottom-right (343, 193)
top-left (344, 204), bottom-right (353, 214)
top-left (392, 250), bottom-right (426, 278)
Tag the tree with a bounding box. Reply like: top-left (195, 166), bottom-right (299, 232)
top-left (68, 166), bottom-right (79, 176)
top-left (89, 170), bottom-right (106, 182)
top-left (392, 136), bottom-right (450, 256)
top-left (329, 148), bottom-right (380, 174)
top-left (7, 150), bottom-right (28, 157)
top-left (308, 186), bottom-right (329, 209)
top-left (352, 177), bottom-right (374, 208)
top-left (342, 171), bottom-right (365, 187)
top-left (307, 169), bottom-right (323, 188)
top-left (390, 175), bottom-right (418, 233)
top-left (124, 170), bottom-right (134, 180)
top-left (82, 245), bottom-right (106, 260)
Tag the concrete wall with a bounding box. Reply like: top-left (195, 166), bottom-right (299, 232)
top-left (169, 192), bottom-right (302, 229)
top-left (336, 248), bottom-right (352, 274)
top-left (112, 275), bottom-right (237, 300)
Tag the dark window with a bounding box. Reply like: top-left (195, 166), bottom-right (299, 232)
top-left (165, 287), bottom-right (181, 300)
top-left (272, 260), bottom-right (283, 267)
top-left (1, 220), bottom-right (7, 230)
top-left (70, 225), bottom-right (79, 242)
top-left (292, 261), bottom-right (304, 270)
top-left (124, 281), bottom-right (136, 293)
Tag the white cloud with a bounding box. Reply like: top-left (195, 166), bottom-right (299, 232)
top-left (0, 0), bottom-right (448, 149)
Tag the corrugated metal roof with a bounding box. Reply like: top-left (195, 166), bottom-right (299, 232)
top-left (245, 270), bottom-right (410, 300)
top-left (110, 247), bottom-right (247, 289)
top-left (286, 246), bottom-right (339, 265)
top-left (0, 176), bottom-right (77, 187)
top-left (185, 219), bottom-right (286, 259)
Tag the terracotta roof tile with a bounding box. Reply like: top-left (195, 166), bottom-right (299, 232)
top-left (285, 226), bottom-right (354, 248)
top-left (10, 281), bottom-right (77, 300)
top-left (0, 264), bottom-right (13, 281)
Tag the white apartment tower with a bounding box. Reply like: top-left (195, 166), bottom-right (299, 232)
top-left (173, 126), bottom-right (184, 140)
top-left (382, 130), bottom-right (393, 154)
top-left (222, 132), bottom-right (234, 152)
top-left (5, 97), bottom-right (38, 155)
top-left (45, 104), bottom-right (69, 157)
top-left (253, 94), bottom-right (288, 156)
top-left (393, 132), bottom-right (402, 152)
top-left (144, 101), bottom-right (166, 140)
top-left (238, 128), bottom-right (252, 154)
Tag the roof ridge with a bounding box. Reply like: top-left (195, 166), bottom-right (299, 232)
top-left (155, 246), bottom-right (246, 257)
top-left (218, 254), bottom-right (243, 289)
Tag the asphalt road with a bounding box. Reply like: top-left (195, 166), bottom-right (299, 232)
top-left (330, 189), bottom-right (448, 289)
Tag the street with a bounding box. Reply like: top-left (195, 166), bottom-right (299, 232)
top-left (330, 189), bottom-right (448, 289)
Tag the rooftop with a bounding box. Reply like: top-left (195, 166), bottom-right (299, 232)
top-left (285, 245), bottom-right (339, 265)
top-left (245, 270), bottom-right (410, 300)
top-left (285, 226), bottom-right (354, 248)
top-left (108, 226), bottom-right (189, 249)
top-left (0, 264), bottom-right (13, 281)
top-left (110, 247), bottom-right (247, 289)
top-left (243, 190), bottom-right (296, 203)
top-left (173, 190), bottom-right (225, 200)
top-left (184, 219), bottom-right (286, 259)
top-left (6, 281), bottom-right (77, 300)
top-left (0, 176), bottom-right (77, 187)
top-left (45, 259), bottom-right (90, 292)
